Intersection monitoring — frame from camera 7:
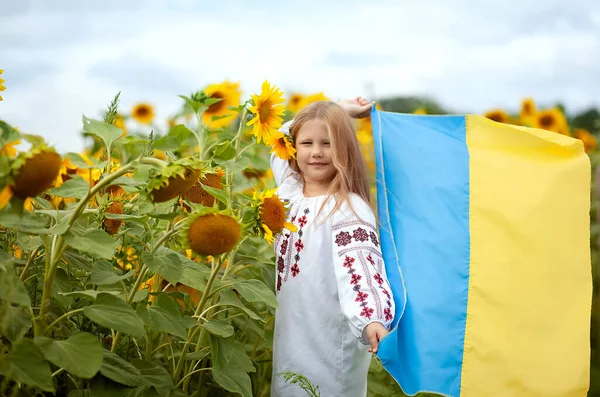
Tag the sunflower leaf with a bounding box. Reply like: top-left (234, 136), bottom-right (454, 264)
top-left (82, 115), bottom-right (124, 152)
top-left (0, 120), bottom-right (20, 143)
top-left (83, 293), bottom-right (145, 338)
top-left (178, 95), bottom-right (203, 113)
top-left (65, 152), bottom-right (108, 169)
top-left (64, 229), bottom-right (117, 260)
top-left (48, 178), bottom-right (90, 199)
top-left (0, 260), bottom-right (31, 307)
top-left (232, 279), bottom-right (278, 309)
top-left (200, 184), bottom-right (229, 205)
top-left (90, 260), bottom-right (134, 285)
top-left (0, 338), bottom-right (55, 392)
top-left (141, 250), bottom-right (183, 286)
top-left (34, 332), bottom-right (103, 379)
top-left (213, 140), bottom-right (236, 161)
top-left (0, 303), bottom-right (32, 342)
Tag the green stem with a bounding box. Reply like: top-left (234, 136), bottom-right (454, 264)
top-left (176, 368), bottom-right (212, 388)
top-left (19, 247), bottom-right (40, 281)
top-left (44, 308), bottom-right (84, 334)
top-left (174, 257), bottom-right (221, 381)
top-left (194, 111), bottom-right (207, 161)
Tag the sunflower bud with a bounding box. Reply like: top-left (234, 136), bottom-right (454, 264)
top-left (12, 149), bottom-right (61, 198)
top-left (103, 202), bottom-right (124, 235)
top-left (182, 170), bottom-right (224, 207)
top-left (187, 213), bottom-right (240, 256)
top-left (151, 168), bottom-right (200, 203)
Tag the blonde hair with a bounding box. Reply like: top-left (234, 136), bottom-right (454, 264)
top-left (288, 101), bottom-right (370, 221)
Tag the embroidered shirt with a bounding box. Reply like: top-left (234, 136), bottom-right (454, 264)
top-left (270, 146), bottom-right (395, 397)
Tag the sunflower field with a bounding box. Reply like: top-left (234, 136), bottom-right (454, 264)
top-left (0, 75), bottom-right (599, 397)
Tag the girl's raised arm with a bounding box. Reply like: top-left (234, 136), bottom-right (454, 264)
top-left (270, 120), bottom-right (296, 186)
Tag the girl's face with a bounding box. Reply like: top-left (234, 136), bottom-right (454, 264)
top-left (295, 119), bottom-right (336, 189)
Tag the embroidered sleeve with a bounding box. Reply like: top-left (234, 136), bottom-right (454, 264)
top-left (270, 120), bottom-right (296, 186)
top-left (331, 196), bottom-right (395, 344)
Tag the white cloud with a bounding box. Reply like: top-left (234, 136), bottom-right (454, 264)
top-left (1, 0), bottom-right (599, 152)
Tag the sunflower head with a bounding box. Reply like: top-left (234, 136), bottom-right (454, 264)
top-left (182, 168), bottom-right (225, 207)
top-left (266, 132), bottom-right (296, 161)
top-left (484, 109), bottom-right (510, 124)
top-left (107, 184), bottom-right (126, 198)
top-left (11, 147), bottom-right (62, 198)
top-left (242, 167), bottom-right (267, 180)
top-left (520, 98), bottom-right (536, 118)
top-left (574, 128), bottom-right (597, 153)
top-left (184, 209), bottom-right (241, 256)
top-left (298, 92), bottom-right (329, 110)
top-left (247, 80), bottom-right (286, 143)
top-left (537, 108), bottom-right (569, 135)
top-left (287, 93), bottom-right (305, 113)
top-left (147, 158), bottom-right (203, 203)
top-left (250, 188), bottom-right (296, 244)
top-left (202, 81), bottom-right (241, 129)
top-left (132, 103), bottom-right (155, 125)
top-left (103, 202), bottom-right (124, 235)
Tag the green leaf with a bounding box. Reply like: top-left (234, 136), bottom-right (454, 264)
top-left (17, 235), bottom-right (44, 252)
top-left (104, 213), bottom-right (149, 223)
top-left (83, 293), bottom-right (145, 338)
top-left (64, 229), bottom-right (117, 260)
top-left (185, 349), bottom-right (209, 361)
top-left (131, 359), bottom-right (174, 395)
top-left (0, 261), bottom-right (31, 306)
top-left (63, 249), bottom-right (94, 272)
top-left (229, 157), bottom-right (251, 175)
top-left (200, 183), bottom-right (229, 205)
top-left (126, 288), bottom-right (149, 303)
top-left (60, 290), bottom-right (119, 300)
top-left (0, 303), bottom-right (32, 342)
top-left (169, 124), bottom-right (194, 142)
top-left (210, 336), bottom-right (254, 397)
top-left (91, 260), bottom-right (134, 285)
top-left (213, 140), bottom-right (236, 161)
top-left (48, 178), bottom-right (90, 199)
top-left (141, 248), bottom-right (183, 285)
top-left (83, 115), bottom-right (124, 151)
top-left (0, 338), bottom-right (55, 392)
top-left (99, 350), bottom-right (143, 387)
top-left (34, 332), bottom-right (103, 379)
top-left (89, 376), bottom-right (136, 397)
top-left (178, 259), bottom-right (210, 291)
top-left (200, 319), bottom-right (234, 338)
top-left (136, 305), bottom-right (186, 339)
top-left (65, 152), bottom-right (108, 169)
top-left (233, 279), bottom-right (278, 309)
top-left (0, 210), bottom-right (61, 235)
top-left (219, 290), bottom-right (262, 321)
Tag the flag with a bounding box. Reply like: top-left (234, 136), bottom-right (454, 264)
top-left (372, 108), bottom-right (591, 397)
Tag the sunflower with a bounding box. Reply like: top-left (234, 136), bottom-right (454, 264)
top-left (520, 98), bottom-right (537, 126)
top-left (266, 131), bottom-right (296, 160)
top-left (574, 128), bottom-right (597, 153)
top-left (242, 167), bottom-right (267, 179)
top-left (202, 81), bottom-right (241, 129)
top-left (185, 212), bottom-right (241, 256)
top-left (536, 108), bottom-right (569, 135)
top-left (131, 103), bottom-right (155, 125)
top-left (247, 80), bottom-right (286, 143)
top-left (287, 93), bottom-right (305, 113)
top-left (1, 139), bottom-right (20, 158)
top-left (182, 168), bottom-right (225, 207)
top-left (11, 148), bottom-right (62, 198)
top-left (484, 109), bottom-right (510, 124)
top-left (103, 202), bottom-right (124, 235)
top-left (147, 158), bottom-right (203, 203)
top-left (252, 188), bottom-right (296, 244)
top-left (0, 185), bottom-right (11, 210)
top-left (0, 69), bottom-right (5, 101)
top-left (298, 92), bottom-right (329, 110)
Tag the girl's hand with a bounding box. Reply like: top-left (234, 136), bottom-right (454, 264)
top-left (339, 96), bottom-right (373, 119)
top-left (364, 322), bottom-right (389, 354)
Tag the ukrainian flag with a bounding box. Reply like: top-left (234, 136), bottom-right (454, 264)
top-left (372, 108), bottom-right (592, 397)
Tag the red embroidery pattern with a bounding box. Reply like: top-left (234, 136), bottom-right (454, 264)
top-left (335, 227), bottom-right (381, 248)
top-left (340, 252), bottom-right (374, 319)
top-left (276, 207), bottom-right (310, 291)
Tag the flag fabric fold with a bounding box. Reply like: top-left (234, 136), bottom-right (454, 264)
top-left (372, 108), bottom-right (591, 397)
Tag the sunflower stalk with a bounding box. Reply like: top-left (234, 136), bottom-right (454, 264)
top-left (36, 161), bottom-right (137, 336)
top-left (194, 110), bottom-right (208, 161)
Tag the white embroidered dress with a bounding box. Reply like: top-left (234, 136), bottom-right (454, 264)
top-left (270, 152), bottom-right (395, 397)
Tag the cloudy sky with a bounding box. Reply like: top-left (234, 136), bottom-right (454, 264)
top-left (1, 0), bottom-right (599, 153)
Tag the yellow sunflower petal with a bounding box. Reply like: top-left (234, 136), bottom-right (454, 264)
top-left (262, 223), bottom-right (274, 245)
top-left (284, 221), bottom-right (298, 232)
top-left (0, 185), bottom-right (13, 210)
top-left (247, 80), bottom-right (285, 143)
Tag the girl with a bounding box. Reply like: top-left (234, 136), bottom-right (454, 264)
top-left (270, 99), bottom-right (395, 397)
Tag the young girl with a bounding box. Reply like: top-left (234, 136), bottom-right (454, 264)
top-left (270, 99), bottom-right (395, 397)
